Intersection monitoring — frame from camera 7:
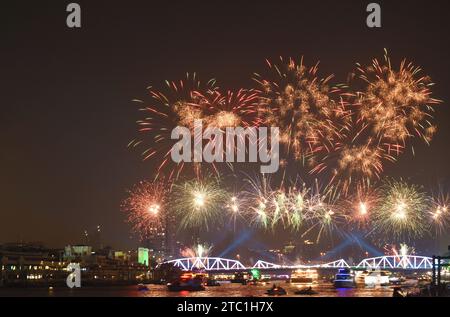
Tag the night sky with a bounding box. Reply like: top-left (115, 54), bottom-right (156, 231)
top-left (2, 1), bottom-right (450, 251)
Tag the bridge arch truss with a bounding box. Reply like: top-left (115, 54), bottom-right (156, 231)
top-left (161, 255), bottom-right (434, 271)
top-left (356, 255), bottom-right (433, 270)
top-left (163, 257), bottom-right (246, 271)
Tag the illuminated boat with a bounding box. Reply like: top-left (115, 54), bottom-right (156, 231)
top-left (249, 280), bottom-right (268, 286)
top-left (167, 272), bottom-right (205, 292)
top-left (388, 273), bottom-right (405, 285)
top-left (290, 269), bottom-right (318, 284)
top-left (266, 284), bottom-right (287, 296)
top-left (137, 284), bottom-right (149, 291)
top-left (295, 286), bottom-right (319, 295)
top-left (231, 272), bottom-right (248, 284)
top-left (364, 270), bottom-right (391, 286)
top-left (206, 279), bottom-right (221, 287)
top-left (333, 268), bottom-right (356, 288)
top-left (392, 287), bottom-right (407, 297)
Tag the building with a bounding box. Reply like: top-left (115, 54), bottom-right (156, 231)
top-left (1, 243), bottom-right (151, 287)
top-left (0, 243), bottom-right (66, 287)
top-left (64, 245), bottom-right (93, 261)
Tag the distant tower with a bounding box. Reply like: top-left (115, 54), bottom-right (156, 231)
top-left (146, 226), bottom-right (165, 252)
top-left (164, 213), bottom-right (176, 258)
top-left (83, 230), bottom-right (89, 245)
top-left (94, 225), bottom-right (103, 250)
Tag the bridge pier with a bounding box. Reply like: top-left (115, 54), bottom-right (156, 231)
top-left (432, 254), bottom-right (450, 296)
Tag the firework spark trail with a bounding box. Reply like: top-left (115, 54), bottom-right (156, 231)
top-left (121, 180), bottom-right (170, 241)
top-left (242, 174), bottom-right (274, 229)
top-left (300, 181), bottom-right (348, 243)
top-left (180, 243), bottom-right (213, 258)
top-left (384, 243), bottom-right (416, 259)
top-left (202, 89), bottom-right (261, 129)
top-left (242, 175), bottom-right (307, 230)
top-left (225, 194), bottom-right (245, 230)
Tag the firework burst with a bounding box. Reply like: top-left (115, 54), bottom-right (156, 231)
top-left (384, 243), bottom-right (416, 257)
top-left (202, 89), bottom-right (261, 129)
top-left (429, 190), bottom-right (450, 235)
top-left (172, 176), bottom-right (229, 230)
top-left (355, 49), bottom-right (441, 155)
top-left (254, 57), bottom-right (349, 162)
top-left (312, 141), bottom-right (395, 196)
top-left (243, 175), bottom-right (346, 241)
top-left (121, 180), bottom-right (170, 241)
top-left (243, 175), bottom-right (274, 229)
top-left (242, 175), bottom-right (305, 230)
top-left (129, 73), bottom-right (217, 180)
top-left (343, 186), bottom-right (381, 229)
top-left (225, 194), bottom-right (246, 229)
top-left (180, 243), bottom-right (213, 258)
top-left (300, 181), bottom-right (347, 243)
top-left (372, 179), bottom-right (429, 241)
top-left (310, 50), bottom-right (441, 195)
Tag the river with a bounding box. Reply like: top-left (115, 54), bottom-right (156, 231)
top-left (0, 281), bottom-right (396, 297)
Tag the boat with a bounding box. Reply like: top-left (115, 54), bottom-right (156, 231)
top-left (290, 269), bottom-right (318, 284)
top-left (216, 280), bottom-right (232, 285)
top-left (231, 272), bottom-right (248, 284)
top-left (266, 284), bottom-right (287, 296)
top-left (355, 270), bottom-right (369, 284)
top-left (392, 287), bottom-right (407, 297)
top-left (206, 279), bottom-right (221, 287)
top-left (167, 273), bottom-right (206, 292)
top-left (333, 268), bottom-right (356, 288)
top-left (137, 284), bottom-right (149, 291)
top-left (167, 280), bottom-right (205, 292)
top-left (389, 273), bottom-right (405, 285)
top-left (295, 287), bottom-right (319, 295)
top-left (364, 270), bottom-right (391, 286)
top-left (249, 280), bottom-right (267, 286)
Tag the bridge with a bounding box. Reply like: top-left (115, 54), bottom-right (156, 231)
top-left (162, 257), bottom-right (246, 271)
top-left (161, 255), bottom-right (435, 271)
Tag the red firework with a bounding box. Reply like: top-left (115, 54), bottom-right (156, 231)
top-left (121, 180), bottom-right (170, 241)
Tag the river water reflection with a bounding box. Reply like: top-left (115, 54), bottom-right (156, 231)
top-left (0, 281), bottom-right (395, 297)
